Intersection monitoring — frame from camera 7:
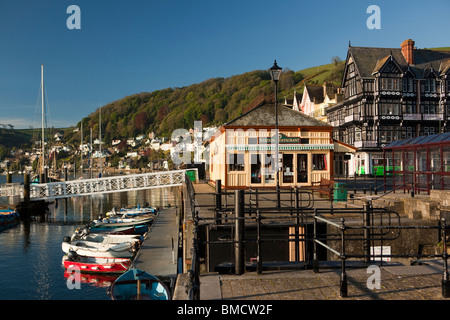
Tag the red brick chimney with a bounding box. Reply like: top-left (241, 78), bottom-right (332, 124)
top-left (401, 39), bottom-right (415, 65)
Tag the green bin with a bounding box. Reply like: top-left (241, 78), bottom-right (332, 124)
top-left (186, 170), bottom-right (197, 182)
top-left (333, 182), bottom-right (348, 202)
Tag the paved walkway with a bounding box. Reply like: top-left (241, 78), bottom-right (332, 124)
top-left (132, 207), bottom-right (179, 281)
top-left (193, 182), bottom-right (450, 300)
top-left (217, 261), bottom-right (448, 300)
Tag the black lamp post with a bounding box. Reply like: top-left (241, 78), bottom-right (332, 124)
top-left (270, 60), bottom-right (282, 207)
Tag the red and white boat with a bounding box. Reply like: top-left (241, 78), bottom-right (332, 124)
top-left (62, 254), bottom-right (132, 274)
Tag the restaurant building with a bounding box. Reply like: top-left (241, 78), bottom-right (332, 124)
top-left (208, 100), bottom-right (335, 189)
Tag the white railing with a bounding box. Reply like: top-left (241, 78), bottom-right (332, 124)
top-left (28, 170), bottom-right (190, 200)
top-left (0, 183), bottom-right (23, 199)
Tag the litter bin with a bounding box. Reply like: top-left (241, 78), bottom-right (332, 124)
top-left (334, 182), bottom-right (348, 202)
top-left (186, 170), bottom-right (197, 182)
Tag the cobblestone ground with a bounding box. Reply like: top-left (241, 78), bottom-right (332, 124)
top-left (219, 268), bottom-right (448, 300)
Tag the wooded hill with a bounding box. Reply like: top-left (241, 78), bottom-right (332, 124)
top-left (67, 61), bottom-right (344, 145)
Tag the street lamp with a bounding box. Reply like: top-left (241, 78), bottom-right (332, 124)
top-left (270, 60), bottom-right (282, 207)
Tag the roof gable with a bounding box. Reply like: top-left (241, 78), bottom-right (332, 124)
top-left (224, 103), bottom-right (331, 128)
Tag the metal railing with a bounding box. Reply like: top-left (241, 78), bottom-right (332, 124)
top-left (313, 201), bottom-right (450, 298)
top-left (185, 180), bottom-right (450, 299)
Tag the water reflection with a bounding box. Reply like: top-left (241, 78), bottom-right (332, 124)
top-left (0, 186), bottom-right (181, 300)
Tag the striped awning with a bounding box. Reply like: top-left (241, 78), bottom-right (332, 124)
top-left (225, 144), bottom-right (334, 151)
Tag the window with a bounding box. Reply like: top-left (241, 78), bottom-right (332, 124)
top-left (312, 154), bottom-right (327, 171)
top-left (401, 126), bottom-right (415, 139)
top-left (403, 101), bottom-right (416, 114)
top-left (381, 77), bottom-right (400, 91)
top-left (379, 126), bottom-right (399, 144)
top-left (421, 101), bottom-right (437, 114)
top-left (347, 78), bottom-right (357, 97)
top-left (380, 102), bottom-right (400, 115)
top-left (423, 78), bottom-right (437, 93)
top-left (228, 153), bottom-right (245, 171)
top-left (402, 77), bottom-right (414, 93)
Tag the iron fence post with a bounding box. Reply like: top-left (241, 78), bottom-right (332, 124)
top-left (235, 189), bottom-right (245, 275)
top-left (363, 200), bottom-right (372, 263)
top-left (257, 209), bottom-right (262, 274)
top-left (215, 180), bottom-right (222, 225)
top-left (442, 218), bottom-right (450, 298)
top-left (313, 209), bottom-right (319, 273)
top-left (340, 218), bottom-right (348, 298)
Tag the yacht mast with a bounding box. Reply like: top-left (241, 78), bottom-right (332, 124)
top-left (99, 107), bottom-right (102, 177)
top-left (41, 64), bottom-right (45, 176)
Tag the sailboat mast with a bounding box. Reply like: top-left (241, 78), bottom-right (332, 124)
top-left (81, 121), bottom-right (83, 178)
top-left (41, 64), bottom-right (45, 176)
top-left (99, 107), bottom-right (102, 176)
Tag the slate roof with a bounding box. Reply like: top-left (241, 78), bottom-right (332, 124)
top-left (304, 85), bottom-right (325, 103)
top-left (224, 102), bottom-right (332, 128)
top-left (348, 46), bottom-right (450, 79)
top-left (384, 132), bottom-right (450, 149)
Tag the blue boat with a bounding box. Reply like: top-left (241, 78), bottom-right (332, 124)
top-left (109, 268), bottom-right (171, 300)
top-left (0, 209), bottom-right (19, 225)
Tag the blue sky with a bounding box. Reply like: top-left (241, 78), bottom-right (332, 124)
top-left (1, 0), bottom-right (449, 129)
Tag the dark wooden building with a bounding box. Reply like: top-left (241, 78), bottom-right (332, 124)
top-left (326, 39), bottom-right (450, 176)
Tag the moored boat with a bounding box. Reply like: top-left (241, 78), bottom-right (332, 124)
top-left (0, 209), bottom-right (19, 225)
top-left (69, 227), bottom-right (142, 244)
top-left (62, 253), bottom-right (131, 274)
top-left (62, 238), bottom-right (138, 258)
top-left (90, 215), bottom-right (154, 229)
top-left (88, 225), bottom-right (136, 235)
top-left (109, 268), bottom-right (171, 300)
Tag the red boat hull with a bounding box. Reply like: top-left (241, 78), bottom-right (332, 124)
top-left (63, 257), bottom-right (131, 274)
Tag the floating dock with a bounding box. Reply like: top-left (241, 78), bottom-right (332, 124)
top-left (132, 207), bottom-right (180, 283)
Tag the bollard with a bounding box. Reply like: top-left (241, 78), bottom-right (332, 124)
top-left (234, 189), bottom-right (245, 275)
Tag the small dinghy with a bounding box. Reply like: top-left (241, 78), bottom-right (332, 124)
top-left (0, 209), bottom-right (18, 225)
top-left (109, 268), bottom-right (171, 300)
top-left (62, 238), bottom-right (138, 258)
top-left (69, 227), bottom-right (142, 244)
top-left (62, 251), bottom-right (131, 274)
top-left (90, 215), bottom-right (154, 229)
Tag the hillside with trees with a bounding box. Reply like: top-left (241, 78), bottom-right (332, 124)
top-left (68, 60), bottom-right (344, 145)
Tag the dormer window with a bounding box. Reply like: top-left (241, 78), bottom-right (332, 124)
top-left (423, 78), bottom-right (436, 93)
top-left (402, 77), bottom-right (414, 93)
top-left (381, 77), bottom-right (399, 91)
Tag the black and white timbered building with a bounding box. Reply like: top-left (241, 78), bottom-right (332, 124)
top-left (326, 39), bottom-right (450, 176)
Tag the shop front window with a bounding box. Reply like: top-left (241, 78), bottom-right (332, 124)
top-left (312, 154), bottom-right (327, 171)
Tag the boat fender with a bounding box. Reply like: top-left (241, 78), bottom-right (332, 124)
top-left (67, 250), bottom-right (78, 261)
top-left (82, 227), bottom-right (90, 236)
top-left (63, 236), bottom-right (72, 243)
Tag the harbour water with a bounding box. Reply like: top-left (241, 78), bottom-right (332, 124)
top-left (0, 175), bottom-right (181, 300)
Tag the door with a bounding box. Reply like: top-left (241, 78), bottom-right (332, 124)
top-left (297, 154), bottom-right (308, 183)
top-left (250, 154), bottom-right (261, 184)
top-left (282, 154), bottom-right (294, 183)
